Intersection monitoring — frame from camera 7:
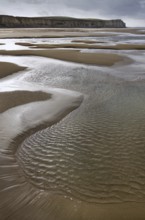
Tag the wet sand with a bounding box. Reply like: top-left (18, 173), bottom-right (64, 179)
top-left (0, 49), bottom-right (131, 66)
top-left (0, 28), bottom-right (145, 220)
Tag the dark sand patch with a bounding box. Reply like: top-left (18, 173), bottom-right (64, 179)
top-left (15, 42), bottom-right (33, 47)
top-left (0, 91), bottom-right (50, 113)
top-left (71, 39), bottom-right (100, 44)
top-left (0, 62), bottom-right (26, 79)
top-left (0, 49), bottom-right (131, 67)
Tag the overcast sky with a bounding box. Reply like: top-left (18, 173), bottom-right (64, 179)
top-left (0, 0), bottom-right (145, 26)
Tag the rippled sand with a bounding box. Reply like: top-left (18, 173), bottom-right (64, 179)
top-left (1, 28), bottom-right (145, 220)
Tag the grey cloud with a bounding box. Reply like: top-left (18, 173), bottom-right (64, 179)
top-left (0, 0), bottom-right (144, 26)
top-left (61, 0), bottom-right (142, 17)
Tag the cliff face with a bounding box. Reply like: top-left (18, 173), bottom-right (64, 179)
top-left (0, 15), bottom-right (126, 28)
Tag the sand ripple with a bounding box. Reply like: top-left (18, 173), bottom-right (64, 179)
top-left (16, 80), bottom-right (145, 203)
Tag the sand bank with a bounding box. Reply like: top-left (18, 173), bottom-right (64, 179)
top-left (0, 62), bottom-right (26, 79)
top-left (0, 49), bottom-right (131, 66)
top-left (0, 91), bottom-right (50, 113)
top-left (16, 42), bottom-right (145, 50)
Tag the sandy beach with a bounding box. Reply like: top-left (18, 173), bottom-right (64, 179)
top-left (0, 27), bottom-right (145, 220)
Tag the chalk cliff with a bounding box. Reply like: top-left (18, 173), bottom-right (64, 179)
top-left (0, 15), bottom-right (126, 28)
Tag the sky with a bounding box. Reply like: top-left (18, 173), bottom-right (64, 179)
top-left (0, 0), bottom-right (145, 27)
